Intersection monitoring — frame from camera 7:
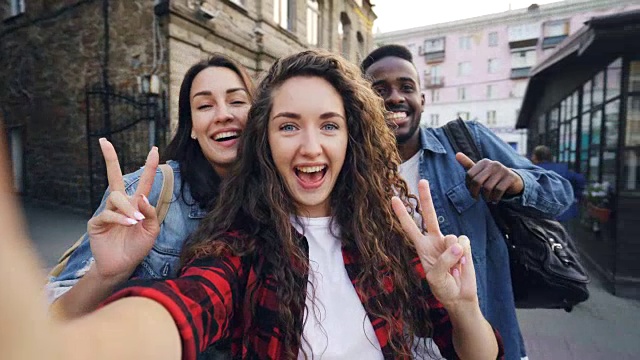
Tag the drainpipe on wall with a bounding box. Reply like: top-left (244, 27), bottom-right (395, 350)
top-left (254, 0), bottom-right (264, 74)
top-left (101, 0), bottom-right (111, 139)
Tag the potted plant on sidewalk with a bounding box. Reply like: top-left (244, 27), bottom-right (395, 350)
top-left (584, 181), bottom-right (612, 224)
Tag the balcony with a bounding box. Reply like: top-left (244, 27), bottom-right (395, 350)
top-left (508, 23), bottom-right (540, 49)
top-left (424, 75), bottom-right (445, 89)
top-left (424, 51), bottom-right (445, 63)
top-left (542, 34), bottom-right (568, 49)
top-left (510, 67), bottom-right (532, 79)
top-left (422, 37), bottom-right (446, 64)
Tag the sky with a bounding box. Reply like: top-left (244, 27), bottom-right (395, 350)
top-left (373, 0), bottom-right (561, 33)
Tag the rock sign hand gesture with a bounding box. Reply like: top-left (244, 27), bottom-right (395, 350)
top-left (391, 179), bottom-right (478, 310)
top-left (87, 138), bottom-right (162, 282)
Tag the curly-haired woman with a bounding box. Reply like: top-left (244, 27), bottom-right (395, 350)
top-left (0, 50), bottom-right (503, 359)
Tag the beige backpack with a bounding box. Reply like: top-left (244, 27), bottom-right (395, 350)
top-left (48, 163), bottom-right (174, 278)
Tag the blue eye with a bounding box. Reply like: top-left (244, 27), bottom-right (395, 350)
top-left (281, 124), bottom-right (296, 132)
top-left (323, 123), bottom-right (338, 131)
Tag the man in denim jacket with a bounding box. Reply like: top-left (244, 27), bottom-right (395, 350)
top-left (363, 45), bottom-right (574, 360)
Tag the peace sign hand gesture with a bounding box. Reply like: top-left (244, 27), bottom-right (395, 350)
top-left (392, 179), bottom-right (479, 310)
top-left (86, 138), bottom-right (161, 282)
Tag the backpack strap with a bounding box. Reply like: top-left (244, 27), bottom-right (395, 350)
top-left (156, 163), bottom-right (174, 224)
top-left (442, 118), bottom-right (482, 162)
top-left (48, 163), bottom-right (175, 278)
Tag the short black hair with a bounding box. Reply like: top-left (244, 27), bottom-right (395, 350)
top-left (533, 145), bottom-right (553, 162)
top-left (361, 44), bottom-right (414, 73)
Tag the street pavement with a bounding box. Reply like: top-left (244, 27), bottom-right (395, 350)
top-left (21, 199), bottom-right (640, 359)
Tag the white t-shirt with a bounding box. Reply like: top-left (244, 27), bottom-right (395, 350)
top-left (399, 149), bottom-right (424, 226)
top-left (398, 150), bottom-right (444, 360)
top-left (291, 216), bottom-right (383, 360)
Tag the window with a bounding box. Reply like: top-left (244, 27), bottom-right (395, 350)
top-left (543, 20), bottom-right (569, 38)
top-left (488, 31), bottom-right (498, 47)
top-left (630, 60), bottom-right (640, 92)
top-left (426, 65), bottom-right (443, 86)
top-left (10, 0), bottom-right (25, 16)
top-left (607, 58), bottom-right (622, 101)
top-left (338, 12), bottom-right (351, 59)
top-left (457, 87), bottom-right (466, 101)
top-left (431, 89), bottom-right (440, 103)
top-left (274, 0), bottom-right (293, 30)
top-left (458, 62), bottom-right (471, 76)
top-left (430, 114), bottom-right (440, 127)
top-left (430, 65), bottom-right (442, 78)
top-left (507, 23), bottom-right (539, 42)
top-left (488, 58), bottom-right (499, 74)
top-left (627, 96), bottom-right (640, 147)
top-left (593, 71), bottom-right (605, 106)
top-left (424, 37), bottom-right (445, 53)
top-left (457, 111), bottom-right (470, 121)
top-left (487, 110), bottom-right (497, 125)
top-left (306, 0), bottom-right (319, 46)
top-left (356, 31), bottom-right (365, 63)
top-left (511, 49), bottom-right (536, 68)
top-left (459, 36), bottom-right (472, 50)
top-left (624, 59), bottom-right (640, 189)
top-left (487, 85), bottom-right (495, 99)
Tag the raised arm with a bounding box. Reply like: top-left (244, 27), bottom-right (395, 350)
top-left (0, 141), bottom-right (239, 360)
top-left (392, 179), bottom-right (502, 359)
top-left (0, 123), bottom-right (61, 360)
top-left (50, 138), bottom-right (161, 319)
top-left (58, 255), bottom-right (244, 360)
top-left (463, 121), bottom-right (574, 218)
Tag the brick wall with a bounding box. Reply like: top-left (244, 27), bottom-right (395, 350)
top-left (0, 0), bottom-right (162, 212)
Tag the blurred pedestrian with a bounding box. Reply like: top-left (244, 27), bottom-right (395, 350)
top-left (532, 145), bottom-right (585, 225)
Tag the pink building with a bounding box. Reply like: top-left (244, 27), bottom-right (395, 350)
top-left (375, 0), bottom-right (640, 154)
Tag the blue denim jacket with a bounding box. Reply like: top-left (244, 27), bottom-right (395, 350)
top-left (46, 160), bottom-right (208, 302)
top-left (417, 122), bottom-right (573, 360)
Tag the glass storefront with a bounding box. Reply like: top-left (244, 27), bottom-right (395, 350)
top-left (534, 58), bottom-right (627, 192)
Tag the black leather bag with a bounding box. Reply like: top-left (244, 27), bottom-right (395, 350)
top-left (442, 118), bottom-right (590, 311)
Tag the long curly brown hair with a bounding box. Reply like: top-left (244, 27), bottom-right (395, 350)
top-left (183, 50), bottom-right (432, 358)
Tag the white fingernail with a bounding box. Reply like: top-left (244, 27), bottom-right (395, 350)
top-left (142, 194), bottom-right (150, 205)
top-left (126, 218), bottom-right (138, 225)
top-left (133, 211), bottom-right (145, 221)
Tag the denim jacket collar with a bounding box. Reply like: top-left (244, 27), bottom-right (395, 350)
top-left (419, 127), bottom-right (447, 154)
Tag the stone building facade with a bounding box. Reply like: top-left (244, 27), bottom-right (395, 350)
top-left (0, 0), bottom-right (376, 213)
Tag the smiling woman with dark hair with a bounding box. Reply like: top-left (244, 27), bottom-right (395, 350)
top-left (46, 54), bottom-right (255, 320)
top-left (2, 50), bottom-right (503, 360)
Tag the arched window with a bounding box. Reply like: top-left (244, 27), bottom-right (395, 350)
top-left (356, 31), bottom-right (365, 63)
top-left (339, 12), bottom-right (351, 59)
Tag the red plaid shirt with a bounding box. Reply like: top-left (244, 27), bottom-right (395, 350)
top-left (105, 231), bottom-right (504, 360)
